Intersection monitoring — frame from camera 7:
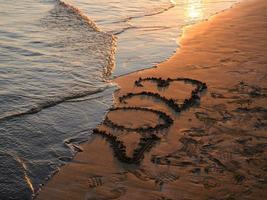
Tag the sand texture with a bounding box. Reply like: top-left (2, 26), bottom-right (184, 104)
top-left (37, 0), bottom-right (267, 199)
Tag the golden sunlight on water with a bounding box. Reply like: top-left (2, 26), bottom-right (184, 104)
top-left (186, 0), bottom-right (204, 21)
top-left (16, 156), bottom-right (35, 193)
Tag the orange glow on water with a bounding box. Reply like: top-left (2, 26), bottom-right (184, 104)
top-left (186, 0), bottom-right (203, 21)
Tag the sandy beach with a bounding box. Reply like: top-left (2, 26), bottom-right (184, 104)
top-left (36, 0), bottom-right (267, 199)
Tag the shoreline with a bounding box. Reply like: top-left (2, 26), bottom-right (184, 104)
top-left (112, 0), bottom-right (243, 80)
top-left (37, 0), bottom-right (267, 199)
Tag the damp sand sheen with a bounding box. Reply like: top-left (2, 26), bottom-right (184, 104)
top-left (36, 0), bottom-right (267, 199)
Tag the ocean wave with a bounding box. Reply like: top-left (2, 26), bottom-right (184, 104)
top-left (0, 84), bottom-right (117, 123)
top-left (49, 0), bottom-right (117, 78)
top-left (110, 1), bottom-right (176, 25)
top-left (0, 0), bottom-right (118, 124)
top-left (0, 152), bottom-right (33, 199)
top-left (111, 24), bottom-right (172, 35)
top-left (54, 0), bottom-right (101, 32)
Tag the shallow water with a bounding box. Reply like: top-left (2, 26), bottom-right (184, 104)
top-left (0, 0), bottom-right (240, 199)
top-left (64, 0), bottom-right (241, 75)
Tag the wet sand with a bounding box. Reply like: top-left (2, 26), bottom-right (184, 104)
top-left (37, 0), bottom-right (267, 199)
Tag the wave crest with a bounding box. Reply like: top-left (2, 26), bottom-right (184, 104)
top-left (0, 84), bottom-right (117, 123)
top-left (55, 0), bottom-right (101, 31)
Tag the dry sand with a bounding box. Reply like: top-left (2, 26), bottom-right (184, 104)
top-left (37, 0), bottom-right (267, 199)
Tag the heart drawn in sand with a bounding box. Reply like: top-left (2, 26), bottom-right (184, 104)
top-left (94, 77), bottom-right (207, 164)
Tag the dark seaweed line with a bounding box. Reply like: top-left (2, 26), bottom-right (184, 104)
top-left (93, 129), bottom-right (160, 164)
top-left (119, 92), bottom-right (181, 112)
top-left (135, 77), bottom-right (207, 89)
top-left (104, 107), bottom-right (173, 132)
top-left (123, 77), bottom-right (207, 113)
top-left (93, 77), bottom-right (207, 165)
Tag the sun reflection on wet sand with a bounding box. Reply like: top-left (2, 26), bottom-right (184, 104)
top-left (186, 0), bottom-right (204, 21)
